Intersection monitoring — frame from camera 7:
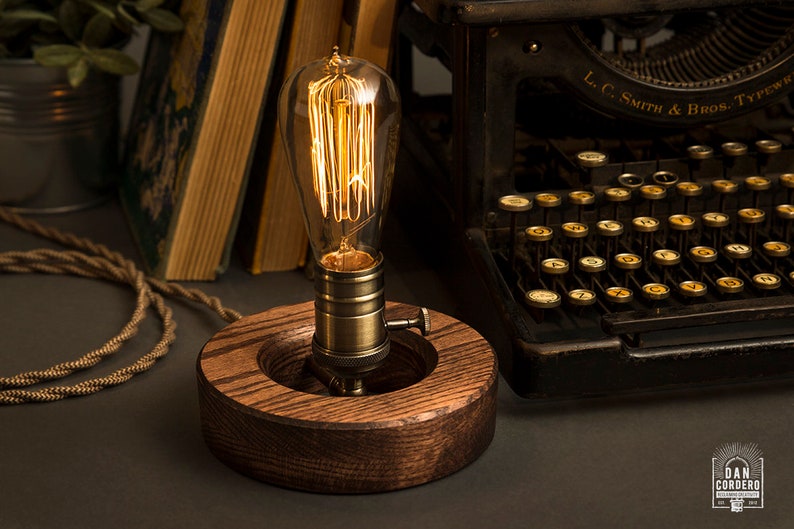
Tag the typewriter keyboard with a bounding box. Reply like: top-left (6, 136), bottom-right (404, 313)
top-left (492, 139), bottom-right (794, 351)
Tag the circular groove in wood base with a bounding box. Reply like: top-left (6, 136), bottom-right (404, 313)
top-left (197, 301), bottom-right (498, 493)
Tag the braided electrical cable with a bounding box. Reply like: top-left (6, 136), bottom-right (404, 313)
top-left (0, 206), bottom-right (242, 404)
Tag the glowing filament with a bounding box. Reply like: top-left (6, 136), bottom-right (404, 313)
top-left (308, 67), bottom-right (376, 224)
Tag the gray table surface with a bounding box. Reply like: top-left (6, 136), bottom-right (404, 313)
top-left (1, 198), bottom-right (792, 529)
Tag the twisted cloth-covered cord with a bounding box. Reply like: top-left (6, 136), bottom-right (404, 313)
top-left (0, 207), bottom-right (242, 405)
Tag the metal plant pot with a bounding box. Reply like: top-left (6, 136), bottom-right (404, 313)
top-left (0, 59), bottom-right (120, 213)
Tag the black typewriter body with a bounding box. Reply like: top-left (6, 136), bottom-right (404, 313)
top-left (399, 0), bottom-right (794, 398)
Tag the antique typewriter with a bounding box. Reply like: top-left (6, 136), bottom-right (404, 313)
top-left (399, 1), bottom-right (794, 397)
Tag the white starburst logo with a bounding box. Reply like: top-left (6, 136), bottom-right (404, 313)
top-left (712, 442), bottom-right (764, 512)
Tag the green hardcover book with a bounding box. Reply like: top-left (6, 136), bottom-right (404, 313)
top-left (121, 0), bottom-right (289, 280)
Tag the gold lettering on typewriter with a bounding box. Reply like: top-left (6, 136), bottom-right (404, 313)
top-left (582, 68), bottom-right (794, 118)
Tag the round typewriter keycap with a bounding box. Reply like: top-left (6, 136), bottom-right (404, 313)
top-left (596, 219), bottom-right (623, 236)
top-left (652, 249), bottom-right (681, 266)
top-left (678, 280), bottom-right (708, 297)
top-left (736, 208), bottom-right (766, 224)
top-left (578, 255), bottom-right (607, 273)
top-left (617, 173), bottom-right (644, 189)
top-left (541, 258), bottom-right (569, 275)
top-left (712, 179), bottom-right (739, 194)
top-left (614, 253), bottom-right (642, 270)
top-left (567, 289), bottom-right (597, 306)
top-left (776, 204), bottom-right (794, 220)
top-left (721, 142), bottom-right (748, 157)
top-left (568, 190), bottom-right (596, 205)
top-left (525, 289), bottom-right (562, 309)
top-left (561, 222), bottom-right (589, 239)
top-left (605, 286), bottom-right (634, 303)
top-left (716, 276), bottom-right (744, 294)
top-left (525, 225), bottom-right (553, 242)
top-left (498, 194), bottom-right (532, 212)
top-left (753, 273), bottom-right (781, 290)
top-left (604, 187), bottom-right (631, 202)
top-left (576, 151), bottom-right (608, 169)
top-left (687, 145), bottom-right (714, 160)
top-left (652, 171), bottom-right (679, 188)
top-left (755, 139), bottom-right (782, 155)
top-left (744, 176), bottom-right (772, 192)
top-left (689, 246), bottom-right (718, 263)
top-left (723, 243), bottom-right (753, 260)
top-left (642, 283), bottom-right (671, 301)
top-left (676, 181), bottom-right (703, 197)
top-left (632, 216), bottom-right (661, 233)
top-left (534, 193), bottom-right (562, 208)
top-left (763, 241), bottom-right (791, 258)
top-left (668, 214), bottom-right (696, 231)
top-left (702, 212), bottom-right (730, 228)
top-left (640, 184), bottom-right (667, 200)
top-left (780, 174), bottom-right (794, 189)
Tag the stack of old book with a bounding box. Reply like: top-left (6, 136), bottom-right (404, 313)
top-left (121, 0), bottom-right (401, 280)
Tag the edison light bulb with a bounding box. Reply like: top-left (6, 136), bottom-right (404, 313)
top-left (279, 49), bottom-right (401, 396)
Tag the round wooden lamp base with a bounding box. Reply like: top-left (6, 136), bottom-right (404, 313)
top-left (197, 301), bottom-right (498, 493)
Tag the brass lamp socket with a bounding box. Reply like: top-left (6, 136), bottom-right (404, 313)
top-left (312, 255), bottom-right (389, 395)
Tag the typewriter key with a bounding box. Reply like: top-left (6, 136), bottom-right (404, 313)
top-left (668, 214), bottom-right (696, 253)
top-left (567, 288), bottom-right (597, 307)
top-left (535, 193), bottom-right (562, 226)
top-left (716, 276), bottom-right (744, 295)
top-left (737, 208), bottom-right (765, 248)
top-left (614, 253), bottom-right (642, 288)
top-left (712, 179), bottom-right (739, 212)
top-left (753, 273), bottom-right (781, 291)
top-left (642, 283), bottom-right (671, 302)
top-left (652, 249), bottom-right (681, 285)
top-left (575, 151), bottom-right (607, 185)
top-left (755, 139), bottom-right (782, 174)
top-left (721, 142), bottom-right (748, 178)
top-left (678, 280), bottom-right (708, 298)
top-left (687, 145), bottom-right (713, 179)
top-left (762, 242), bottom-right (790, 275)
top-left (605, 286), bottom-right (634, 304)
top-left (689, 246), bottom-right (718, 282)
top-left (579, 255), bottom-right (607, 289)
top-left (744, 176), bottom-right (771, 209)
top-left (652, 171), bottom-right (679, 189)
top-left (676, 181), bottom-right (703, 214)
top-left (525, 225), bottom-right (553, 279)
top-left (562, 222), bottom-right (588, 265)
top-left (604, 187), bottom-right (631, 219)
top-left (524, 289), bottom-right (561, 323)
top-left (617, 173), bottom-right (644, 190)
top-left (639, 185), bottom-right (666, 217)
top-left (724, 243), bottom-right (753, 277)
top-left (568, 190), bottom-right (595, 222)
top-left (702, 212), bottom-right (730, 248)
top-left (499, 194), bottom-right (532, 266)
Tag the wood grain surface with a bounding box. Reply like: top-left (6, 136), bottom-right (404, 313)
top-left (197, 301), bottom-right (498, 493)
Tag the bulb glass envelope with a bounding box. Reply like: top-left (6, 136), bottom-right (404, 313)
top-left (279, 50), bottom-right (401, 272)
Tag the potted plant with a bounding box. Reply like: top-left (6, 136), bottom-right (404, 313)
top-left (0, 0), bottom-right (183, 212)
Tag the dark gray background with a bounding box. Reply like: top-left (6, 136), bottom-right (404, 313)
top-left (1, 199), bottom-right (792, 529)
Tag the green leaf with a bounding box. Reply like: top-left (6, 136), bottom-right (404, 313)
top-left (67, 57), bottom-right (89, 87)
top-left (57, 0), bottom-right (84, 42)
top-left (81, 0), bottom-right (118, 21)
top-left (33, 43), bottom-right (82, 67)
top-left (1, 8), bottom-right (58, 24)
top-left (82, 12), bottom-right (114, 47)
top-left (116, 3), bottom-right (140, 26)
top-left (139, 8), bottom-right (183, 32)
top-left (87, 47), bottom-right (139, 75)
